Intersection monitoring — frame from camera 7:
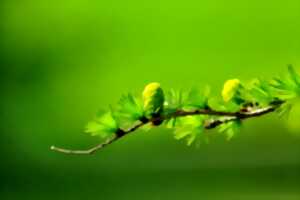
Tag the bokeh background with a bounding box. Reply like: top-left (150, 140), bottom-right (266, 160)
top-left (1, 0), bottom-right (300, 199)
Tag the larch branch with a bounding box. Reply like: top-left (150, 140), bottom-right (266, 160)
top-left (51, 101), bottom-right (283, 155)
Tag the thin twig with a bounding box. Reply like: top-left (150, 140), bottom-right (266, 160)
top-left (51, 102), bottom-right (283, 155)
top-left (50, 137), bottom-right (116, 155)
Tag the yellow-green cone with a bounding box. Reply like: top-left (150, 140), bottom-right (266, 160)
top-left (222, 79), bottom-right (241, 102)
top-left (142, 82), bottom-right (164, 119)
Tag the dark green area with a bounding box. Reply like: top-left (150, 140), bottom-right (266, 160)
top-left (1, 0), bottom-right (300, 199)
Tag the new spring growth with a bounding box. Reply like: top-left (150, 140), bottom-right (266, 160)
top-left (50, 66), bottom-right (300, 155)
top-left (142, 82), bottom-right (165, 119)
top-left (222, 79), bottom-right (242, 102)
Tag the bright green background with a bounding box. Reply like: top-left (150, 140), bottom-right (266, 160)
top-left (1, 0), bottom-right (300, 199)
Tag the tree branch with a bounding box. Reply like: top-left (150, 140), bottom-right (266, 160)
top-left (50, 105), bottom-right (280, 155)
top-left (51, 101), bottom-right (283, 155)
top-left (50, 137), bottom-right (116, 155)
top-left (203, 105), bottom-right (278, 129)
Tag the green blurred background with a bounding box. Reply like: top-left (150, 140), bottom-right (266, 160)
top-left (1, 0), bottom-right (300, 199)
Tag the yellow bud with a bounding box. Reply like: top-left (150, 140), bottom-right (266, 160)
top-left (143, 82), bottom-right (161, 97)
top-left (143, 82), bottom-right (161, 108)
top-left (222, 79), bottom-right (241, 102)
top-left (142, 82), bottom-right (164, 118)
